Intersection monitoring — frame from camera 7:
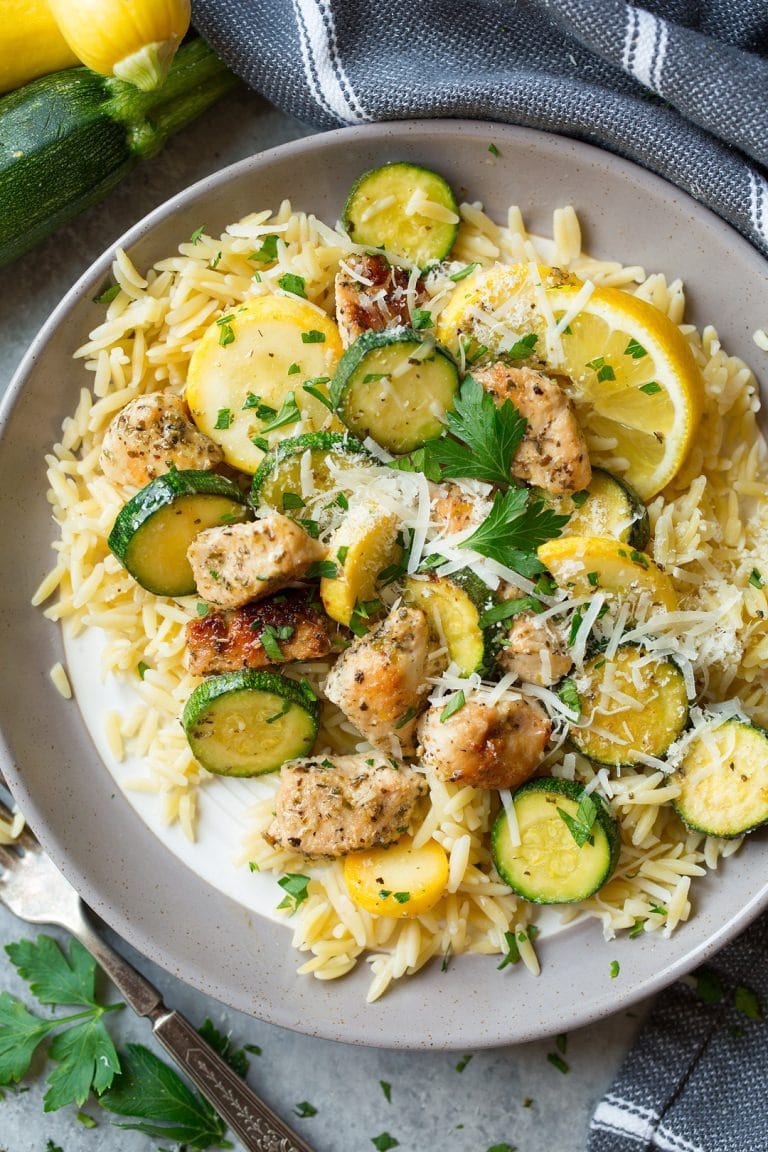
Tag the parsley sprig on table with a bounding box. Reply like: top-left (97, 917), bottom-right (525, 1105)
top-left (0, 933), bottom-right (256, 1147)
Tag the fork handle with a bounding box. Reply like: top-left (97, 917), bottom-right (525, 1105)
top-left (73, 915), bottom-right (314, 1151)
top-left (150, 1008), bottom-right (315, 1152)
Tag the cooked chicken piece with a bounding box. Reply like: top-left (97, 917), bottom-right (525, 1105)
top-left (474, 362), bottom-right (591, 494)
top-left (100, 391), bottom-right (223, 487)
top-left (417, 695), bottom-right (551, 790)
top-left (431, 482), bottom-right (489, 536)
top-left (324, 605), bottom-right (433, 757)
top-left (185, 587), bottom-right (339, 675)
top-left (335, 253), bottom-right (425, 347)
top-left (497, 611), bottom-right (573, 687)
top-left (187, 513), bottom-right (326, 609)
top-left (265, 753), bottom-right (427, 858)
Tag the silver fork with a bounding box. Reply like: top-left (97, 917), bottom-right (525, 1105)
top-left (0, 795), bottom-right (314, 1152)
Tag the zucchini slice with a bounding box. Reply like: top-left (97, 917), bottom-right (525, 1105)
top-left (571, 645), bottom-right (688, 768)
top-left (330, 329), bottom-right (460, 454)
top-left (403, 570), bottom-right (499, 676)
top-left (251, 431), bottom-right (371, 513)
top-left (182, 670), bottom-right (319, 776)
top-left (342, 162), bottom-right (459, 268)
top-left (673, 719), bottom-right (768, 838)
top-left (108, 470), bottom-right (249, 597)
top-left (185, 295), bottom-right (343, 474)
top-left (538, 535), bottom-right (678, 613)
top-left (491, 777), bottom-right (620, 903)
top-left (536, 468), bottom-right (650, 550)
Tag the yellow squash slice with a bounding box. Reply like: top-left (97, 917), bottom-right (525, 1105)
top-left (185, 295), bottom-right (343, 473)
top-left (538, 535), bottom-right (678, 612)
top-left (321, 502), bottom-right (402, 627)
top-left (343, 837), bottom-right (449, 919)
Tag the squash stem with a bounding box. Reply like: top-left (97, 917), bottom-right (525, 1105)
top-left (107, 38), bottom-right (241, 160)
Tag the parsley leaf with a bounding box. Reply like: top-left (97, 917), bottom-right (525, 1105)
top-left (0, 992), bottom-right (60, 1084)
top-left (497, 930), bottom-right (521, 970)
top-left (380, 1080), bottom-right (392, 1103)
top-left (639, 381), bottom-right (662, 395)
top-left (478, 595), bottom-right (542, 629)
top-left (250, 234), bottom-right (279, 263)
top-left (277, 873), bottom-right (311, 913)
top-left (197, 1018), bottom-right (250, 1078)
top-left (242, 393), bottom-right (277, 420)
top-left (46, 1017), bottom-right (121, 1110)
top-left (557, 791), bottom-right (598, 848)
top-left (735, 985), bottom-right (763, 1021)
top-left (278, 273), bottom-right (307, 298)
top-left (506, 333), bottom-right (538, 360)
top-left (301, 330), bottom-right (326, 344)
top-left (258, 391), bottom-right (300, 434)
top-left (5, 936), bottom-right (100, 1007)
top-left (99, 1043), bottom-right (227, 1146)
top-left (610, 960), bottom-right (620, 979)
top-left (430, 375), bottom-right (527, 488)
top-left (557, 677), bottom-right (581, 716)
top-left (440, 691), bottom-right (466, 722)
top-left (455, 1053), bottom-right (473, 1072)
top-left (460, 487), bottom-right (569, 578)
top-left (294, 1100), bottom-right (318, 1117)
top-left (412, 308), bottom-right (433, 330)
top-left (371, 1133), bottom-right (399, 1151)
top-left (546, 1052), bottom-right (570, 1074)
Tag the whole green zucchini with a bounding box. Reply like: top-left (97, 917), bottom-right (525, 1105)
top-left (0, 38), bottom-right (239, 267)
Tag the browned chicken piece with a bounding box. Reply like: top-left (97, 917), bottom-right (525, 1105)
top-left (474, 362), bottom-right (591, 494)
top-left (265, 753), bottom-right (427, 858)
top-left (100, 391), bottom-right (223, 487)
top-left (185, 587), bottom-right (339, 676)
top-left (430, 482), bottom-right (489, 536)
top-left (417, 695), bottom-right (551, 790)
top-left (324, 605), bottom-right (433, 757)
top-left (187, 513), bottom-right (326, 610)
top-left (334, 253), bottom-right (425, 347)
top-left (497, 611), bottom-right (573, 687)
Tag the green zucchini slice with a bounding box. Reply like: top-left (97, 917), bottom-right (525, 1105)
top-left (330, 329), bottom-right (460, 454)
top-left (182, 670), bottom-right (319, 776)
top-left (251, 431), bottom-right (371, 514)
top-left (342, 162), bottom-right (459, 267)
top-left (535, 468), bottom-right (650, 549)
top-left (570, 645), bottom-right (688, 768)
top-left (403, 569), bottom-right (500, 677)
top-left (108, 470), bottom-right (249, 597)
top-left (673, 719), bottom-right (768, 838)
top-left (491, 777), bottom-right (620, 903)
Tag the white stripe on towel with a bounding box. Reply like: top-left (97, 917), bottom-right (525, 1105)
top-left (292, 0), bottom-right (370, 123)
top-left (622, 5), bottom-right (669, 94)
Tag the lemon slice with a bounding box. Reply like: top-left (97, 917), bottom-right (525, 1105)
top-left (186, 295), bottom-right (343, 473)
top-left (537, 535), bottom-right (678, 612)
top-left (551, 283), bottom-right (703, 500)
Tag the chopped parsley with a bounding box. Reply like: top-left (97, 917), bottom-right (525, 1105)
top-left (371, 1134), bottom-right (399, 1151)
top-left (302, 379), bottom-right (335, 410)
top-left (137, 661), bottom-right (149, 680)
top-left (287, 362), bottom-right (301, 375)
top-left (210, 250), bottom-right (222, 269)
top-left (488, 142), bottom-right (500, 157)
top-left (380, 1080), bottom-right (392, 1103)
top-left (276, 873), bottom-right (311, 913)
top-left (497, 930), bottom-right (521, 970)
top-left (412, 307), bottom-right (433, 330)
top-left (440, 690), bottom-right (466, 723)
top-left (218, 321), bottom-right (235, 347)
top-left (749, 568), bottom-right (764, 588)
top-left (302, 329), bottom-right (326, 344)
top-left (571, 489), bottom-right (590, 507)
top-left (625, 337), bottom-right (647, 358)
top-left (558, 677), bottom-right (581, 715)
top-left (587, 570), bottom-right (600, 587)
top-left (455, 1053), bottom-right (473, 1072)
top-left (546, 1052), bottom-right (569, 1074)
top-left (630, 548), bottom-right (649, 568)
top-left (294, 1101), bottom-right (318, 1117)
top-left (735, 985), bottom-right (762, 1021)
top-left (639, 381), bottom-right (662, 395)
top-left (278, 272), bottom-right (307, 298)
top-left (189, 224), bottom-right (205, 244)
top-left (586, 355), bottom-right (616, 382)
top-left (93, 283), bottom-right (120, 304)
top-left (243, 392), bottom-right (277, 420)
top-left (557, 790), bottom-right (598, 848)
top-left (610, 960), bottom-right (620, 978)
top-left (306, 560), bottom-right (338, 579)
top-left (336, 545), bottom-right (349, 564)
top-left (250, 234), bottom-right (279, 262)
top-left (392, 891), bottom-right (411, 905)
top-left (260, 625), bottom-right (288, 661)
top-left (394, 707), bottom-right (418, 730)
top-left (506, 332), bottom-right (538, 360)
top-left (282, 491), bottom-right (306, 511)
top-left (363, 372), bottom-right (387, 384)
top-left (449, 262), bottom-right (480, 282)
top-left (259, 391), bottom-right (300, 433)
top-left (195, 602), bottom-right (209, 617)
top-left (214, 407), bottom-right (234, 430)
top-left (478, 595), bottom-right (543, 628)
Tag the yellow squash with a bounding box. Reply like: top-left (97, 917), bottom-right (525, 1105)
top-left (0, 0), bottom-right (79, 94)
top-left (46, 0), bottom-right (191, 90)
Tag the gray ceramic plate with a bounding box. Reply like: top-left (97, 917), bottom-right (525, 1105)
top-left (1, 121), bottom-right (767, 1050)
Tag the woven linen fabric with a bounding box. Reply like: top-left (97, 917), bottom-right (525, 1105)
top-left (191, 0), bottom-right (768, 257)
top-left (588, 912), bottom-right (768, 1151)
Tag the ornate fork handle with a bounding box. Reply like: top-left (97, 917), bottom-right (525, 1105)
top-left (72, 911), bottom-right (314, 1152)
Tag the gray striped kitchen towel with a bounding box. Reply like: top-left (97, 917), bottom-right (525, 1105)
top-left (191, 0), bottom-right (768, 257)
